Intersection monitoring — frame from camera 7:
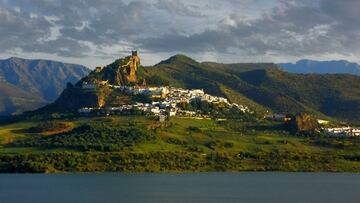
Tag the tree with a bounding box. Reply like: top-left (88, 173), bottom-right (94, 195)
top-left (289, 113), bottom-right (318, 134)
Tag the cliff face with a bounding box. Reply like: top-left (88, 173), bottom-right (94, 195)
top-left (80, 51), bottom-right (141, 87)
top-left (41, 51), bottom-right (141, 111)
top-left (54, 87), bottom-right (100, 110)
top-left (116, 51), bottom-right (140, 85)
top-left (128, 51), bottom-right (140, 82)
top-left (36, 83), bottom-right (114, 112)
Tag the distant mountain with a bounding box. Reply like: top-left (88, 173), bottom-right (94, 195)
top-left (43, 54), bottom-right (360, 124)
top-left (0, 57), bottom-right (90, 115)
top-left (279, 59), bottom-right (360, 75)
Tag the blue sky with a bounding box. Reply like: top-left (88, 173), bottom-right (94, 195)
top-left (0, 0), bottom-right (359, 68)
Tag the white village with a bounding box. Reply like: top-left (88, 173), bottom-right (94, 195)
top-left (78, 84), bottom-right (252, 120)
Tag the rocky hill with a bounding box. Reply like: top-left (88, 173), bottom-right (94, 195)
top-left (0, 57), bottom-right (90, 115)
top-left (41, 54), bottom-right (360, 124)
top-left (35, 52), bottom-right (142, 113)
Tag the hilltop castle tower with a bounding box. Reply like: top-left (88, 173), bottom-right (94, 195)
top-left (129, 50), bottom-right (140, 82)
top-left (118, 50), bottom-right (141, 85)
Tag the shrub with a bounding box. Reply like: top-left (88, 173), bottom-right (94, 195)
top-left (27, 121), bottom-right (70, 133)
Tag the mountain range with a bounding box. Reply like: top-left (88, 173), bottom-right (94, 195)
top-left (279, 59), bottom-right (360, 75)
top-left (41, 54), bottom-right (360, 124)
top-left (2, 55), bottom-right (360, 124)
top-left (2, 54), bottom-right (360, 174)
top-left (0, 57), bottom-right (90, 115)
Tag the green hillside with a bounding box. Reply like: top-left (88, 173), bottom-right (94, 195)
top-left (136, 55), bottom-right (360, 123)
top-left (30, 54), bottom-right (360, 124)
top-left (1, 54), bottom-right (360, 173)
top-left (1, 116), bottom-right (359, 173)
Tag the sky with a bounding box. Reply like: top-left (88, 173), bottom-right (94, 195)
top-left (0, 0), bottom-right (360, 68)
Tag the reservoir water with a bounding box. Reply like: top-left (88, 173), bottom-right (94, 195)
top-left (0, 173), bottom-right (359, 203)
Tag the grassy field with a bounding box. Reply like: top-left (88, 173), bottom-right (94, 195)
top-left (0, 122), bottom-right (35, 145)
top-left (0, 116), bottom-right (359, 173)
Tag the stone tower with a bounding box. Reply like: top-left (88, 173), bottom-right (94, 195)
top-left (128, 50), bottom-right (140, 82)
top-left (118, 50), bottom-right (141, 85)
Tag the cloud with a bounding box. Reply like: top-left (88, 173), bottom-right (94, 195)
top-left (0, 0), bottom-right (360, 66)
top-left (155, 0), bottom-right (203, 17)
top-left (321, 0), bottom-right (360, 26)
top-left (0, 0), bottom-right (160, 57)
top-left (137, 0), bottom-right (360, 62)
top-left (0, 5), bottom-right (51, 50)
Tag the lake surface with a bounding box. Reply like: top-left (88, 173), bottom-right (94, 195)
top-left (0, 173), bottom-right (359, 203)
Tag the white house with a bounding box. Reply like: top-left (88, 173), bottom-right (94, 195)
top-left (82, 82), bottom-right (96, 89)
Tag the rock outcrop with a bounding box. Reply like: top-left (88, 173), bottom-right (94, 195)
top-left (116, 50), bottom-right (140, 85)
top-left (40, 51), bottom-right (141, 111)
top-left (290, 113), bottom-right (318, 133)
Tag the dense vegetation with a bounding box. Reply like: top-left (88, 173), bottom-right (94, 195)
top-left (2, 150), bottom-right (359, 173)
top-left (0, 116), bottom-right (359, 173)
top-left (26, 121), bottom-right (71, 133)
top-left (12, 121), bottom-right (155, 151)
